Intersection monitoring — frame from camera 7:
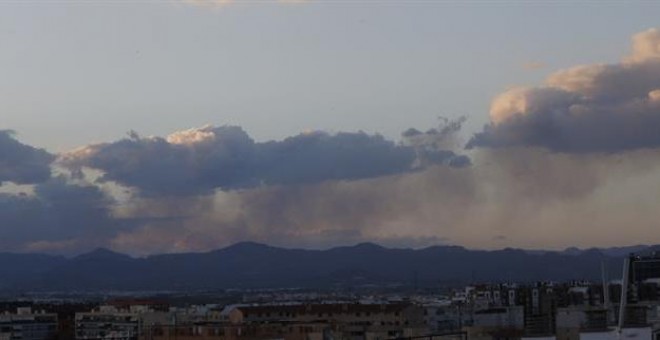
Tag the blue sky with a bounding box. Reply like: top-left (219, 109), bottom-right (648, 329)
top-left (1, 0), bottom-right (658, 151)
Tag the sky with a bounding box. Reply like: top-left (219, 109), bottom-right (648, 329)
top-left (2, 0), bottom-right (658, 151)
top-left (2, 0), bottom-right (660, 255)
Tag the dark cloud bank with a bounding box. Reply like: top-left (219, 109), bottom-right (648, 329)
top-left (0, 178), bottom-right (130, 252)
top-left (0, 130), bottom-right (53, 185)
top-left (2, 122), bottom-right (469, 254)
top-left (61, 125), bottom-right (469, 197)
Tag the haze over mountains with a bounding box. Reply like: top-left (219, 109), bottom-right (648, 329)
top-left (0, 242), bottom-right (655, 293)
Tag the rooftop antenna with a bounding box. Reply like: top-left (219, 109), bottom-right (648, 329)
top-left (602, 260), bottom-right (613, 327)
top-left (601, 260), bottom-right (610, 310)
top-left (617, 256), bottom-right (631, 335)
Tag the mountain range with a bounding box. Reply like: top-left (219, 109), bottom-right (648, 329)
top-left (0, 242), bottom-right (657, 292)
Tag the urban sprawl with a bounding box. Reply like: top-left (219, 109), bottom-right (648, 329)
top-left (2, 254), bottom-right (660, 340)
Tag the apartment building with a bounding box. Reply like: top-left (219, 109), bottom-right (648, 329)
top-left (0, 307), bottom-right (58, 340)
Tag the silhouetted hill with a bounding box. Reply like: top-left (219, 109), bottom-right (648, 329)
top-left (75, 248), bottom-right (134, 261)
top-left (560, 244), bottom-right (651, 257)
top-left (0, 253), bottom-right (67, 290)
top-left (0, 242), bottom-right (654, 292)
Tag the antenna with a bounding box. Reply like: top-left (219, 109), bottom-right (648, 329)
top-left (617, 256), bottom-right (630, 333)
top-left (601, 260), bottom-right (610, 309)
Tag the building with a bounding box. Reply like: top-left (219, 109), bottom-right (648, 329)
top-left (0, 307), bottom-right (58, 340)
top-left (521, 284), bottom-right (558, 337)
top-left (464, 306), bottom-right (524, 340)
top-left (75, 311), bottom-right (140, 340)
top-left (224, 303), bottom-right (428, 340)
top-left (75, 299), bottom-right (173, 340)
top-left (555, 307), bottom-right (608, 340)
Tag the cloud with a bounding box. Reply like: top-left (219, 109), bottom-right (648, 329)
top-left (61, 124), bottom-right (468, 196)
top-left (0, 130), bottom-right (54, 185)
top-left (106, 146), bottom-right (660, 255)
top-left (61, 126), bottom-right (256, 196)
top-left (108, 164), bottom-right (477, 255)
top-left (627, 28), bottom-right (660, 64)
top-left (5, 121), bottom-right (660, 255)
top-left (0, 176), bottom-right (136, 254)
top-left (469, 28), bottom-right (660, 153)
